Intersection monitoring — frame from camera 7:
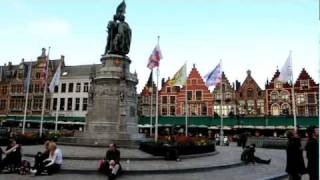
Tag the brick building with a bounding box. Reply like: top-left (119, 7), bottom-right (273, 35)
top-left (159, 78), bottom-right (180, 116)
top-left (265, 69), bottom-right (293, 116)
top-left (294, 68), bottom-right (318, 117)
top-left (236, 70), bottom-right (265, 117)
top-left (212, 72), bottom-right (236, 117)
top-left (138, 79), bottom-right (157, 117)
top-left (176, 65), bottom-right (213, 116)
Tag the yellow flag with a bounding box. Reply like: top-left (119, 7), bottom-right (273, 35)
top-left (168, 63), bottom-right (187, 86)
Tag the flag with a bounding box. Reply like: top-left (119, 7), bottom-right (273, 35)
top-left (278, 52), bottom-right (293, 83)
top-left (147, 43), bottom-right (163, 69)
top-left (204, 62), bottom-right (222, 87)
top-left (49, 62), bottom-right (61, 93)
top-left (23, 63), bottom-right (32, 93)
top-left (168, 63), bottom-right (187, 86)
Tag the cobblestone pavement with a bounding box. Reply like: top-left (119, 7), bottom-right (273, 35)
top-left (0, 145), bottom-right (300, 180)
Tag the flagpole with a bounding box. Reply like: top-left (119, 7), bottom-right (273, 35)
top-left (22, 62), bottom-right (32, 135)
top-left (219, 60), bottom-right (224, 146)
top-left (40, 46), bottom-right (50, 137)
top-left (155, 67), bottom-right (159, 142)
top-left (154, 36), bottom-right (160, 142)
top-left (185, 72), bottom-right (188, 137)
top-left (150, 69), bottom-right (153, 137)
top-left (54, 87), bottom-right (60, 132)
top-left (289, 51), bottom-right (297, 131)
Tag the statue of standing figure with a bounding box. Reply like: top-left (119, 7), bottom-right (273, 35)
top-left (104, 1), bottom-right (131, 56)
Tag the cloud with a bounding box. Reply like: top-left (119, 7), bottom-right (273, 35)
top-left (27, 19), bottom-right (72, 37)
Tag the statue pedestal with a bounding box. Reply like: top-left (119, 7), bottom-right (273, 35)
top-left (58, 54), bottom-right (144, 148)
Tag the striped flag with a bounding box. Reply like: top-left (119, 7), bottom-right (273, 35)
top-left (147, 43), bottom-right (163, 69)
top-left (278, 52), bottom-right (293, 83)
top-left (23, 63), bottom-right (32, 93)
top-left (168, 63), bottom-right (187, 86)
top-left (204, 62), bottom-right (222, 87)
top-left (49, 62), bottom-right (61, 93)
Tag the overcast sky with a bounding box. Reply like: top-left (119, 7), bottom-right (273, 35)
top-left (0, 0), bottom-right (318, 92)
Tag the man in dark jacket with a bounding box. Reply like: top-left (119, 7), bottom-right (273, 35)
top-left (305, 126), bottom-right (318, 180)
top-left (286, 130), bottom-right (306, 180)
top-left (105, 143), bottom-right (121, 180)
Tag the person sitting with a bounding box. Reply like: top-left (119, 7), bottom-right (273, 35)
top-left (241, 144), bottom-right (271, 164)
top-left (31, 142), bottom-right (63, 176)
top-left (33, 141), bottom-right (50, 170)
top-left (0, 139), bottom-right (22, 172)
top-left (104, 143), bottom-right (121, 180)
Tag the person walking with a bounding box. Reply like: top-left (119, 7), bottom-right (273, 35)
top-left (305, 126), bottom-right (318, 180)
top-left (285, 130), bottom-right (306, 180)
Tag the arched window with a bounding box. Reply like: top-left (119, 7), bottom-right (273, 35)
top-left (281, 103), bottom-right (290, 115)
top-left (280, 90), bottom-right (289, 101)
top-left (270, 91), bottom-right (278, 101)
top-left (271, 104), bottom-right (280, 116)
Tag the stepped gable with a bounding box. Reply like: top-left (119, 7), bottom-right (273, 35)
top-left (294, 68), bottom-right (318, 89)
top-left (213, 71), bottom-right (233, 91)
top-left (266, 69), bottom-right (291, 89)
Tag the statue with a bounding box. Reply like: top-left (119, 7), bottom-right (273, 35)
top-left (104, 0), bottom-right (131, 56)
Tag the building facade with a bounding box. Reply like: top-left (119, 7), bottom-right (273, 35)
top-left (294, 68), bottom-right (319, 117)
top-left (176, 65), bottom-right (213, 116)
top-left (265, 69), bottom-right (293, 116)
top-left (159, 78), bottom-right (180, 116)
top-left (212, 72), bottom-right (236, 117)
top-left (236, 70), bottom-right (265, 117)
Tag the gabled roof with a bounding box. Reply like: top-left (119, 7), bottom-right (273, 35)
top-left (294, 68), bottom-right (318, 87)
top-left (239, 70), bottom-right (262, 91)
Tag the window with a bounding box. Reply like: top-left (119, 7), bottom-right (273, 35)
top-left (275, 82), bottom-right (282, 89)
top-left (270, 91), bottom-right (278, 101)
top-left (201, 104), bottom-right (207, 115)
top-left (0, 100), bottom-right (6, 110)
top-left (33, 98), bottom-right (42, 110)
top-left (34, 84), bottom-right (40, 93)
top-left (187, 91), bottom-right (192, 100)
top-left (170, 96), bottom-right (175, 104)
top-left (162, 96), bottom-right (167, 104)
top-left (76, 83), bottom-right (81, 92)
top-left (36, 72), bottom-right (41, 79)
top-left (225, 93), bottom-right (232, 100)
top-left (281, 91), bottom-right (289, 101)
top-left (192, 79), bottom-right (197, 84)
top-left (82, 98), bottom-right (88, 111)
top-left (166, 87), bottom-right (171, 93)
top-left (54, 85), bottom-right (58, 93)
top-left (170, 106), bottom-right (175, 115)
top-left (1, 86), bottom-right (7, 95)
top-left (60, 98), bottom-right (65, 110)
top-left (17, 85), bottom-right (22, 93)
top-left (300, 80), bottom-right (309, 89)
top-left (247, 88), bottom-right (254, 98)
top-left (53, 98), bottom-right (57, 110)
top-left (308, 94), bottom-right (315, 104)
top-left (196, 91), bottom-right (202, 100)
top-left (61, 83), bottom-right (66, 93)
top-left (68, 83), bottom-right (74, 92)
top-left (162, 106), bottom-right (167, 115)
top-left (247, 100), bottom-right (255, 115)
top-left (257, 100), bottom-right (264, 114)
top-left (271, 104), bottom-right (280, 116)
top-left (191, 104), bottom-right (196, 115)
top-left (11, 85), bottom-right (16, 93)
top-left (67, 98), bottom-right (72, 110)
top-left (84, 83), bottom-right (89, 92)
top-left (75, 98), bottom-right (80, 111)
top-left (281, 103), bottom-right (290, 115)
top-left (296, 94), bottom-right (305, 104)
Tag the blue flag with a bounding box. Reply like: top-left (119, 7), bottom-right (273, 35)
top-left (204, 62), bottom-right (222, 87)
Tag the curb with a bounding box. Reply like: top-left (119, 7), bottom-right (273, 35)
top-left (59, 161), bottom-right (244, 175)
top-left (260, 173), bottom-right (288, 180)
top-left (24, 151), bottom-right (219, 161)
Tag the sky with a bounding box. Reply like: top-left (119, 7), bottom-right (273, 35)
top-left (0, 0), bottom-right (318, 92)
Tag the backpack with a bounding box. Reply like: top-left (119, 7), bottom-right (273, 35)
top-left (19, 160), bottom-right (31, 175)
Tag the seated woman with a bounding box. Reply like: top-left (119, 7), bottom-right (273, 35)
top-left (241, 144), bottom-right (271, 164)
top-left (31, 142), bottom-right (63, 175)
top-left (33, 141), bottom-right (50, 170)
top-left (104, 143), bottom-right (121, 180)
top-left (0, 139), bottom-right (22, 172)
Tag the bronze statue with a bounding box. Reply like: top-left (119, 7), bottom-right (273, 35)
top-left (104, 0), bottom-right (131, 56)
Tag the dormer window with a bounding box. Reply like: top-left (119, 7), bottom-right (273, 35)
top-left (275, 82), bottom-right (282, 89)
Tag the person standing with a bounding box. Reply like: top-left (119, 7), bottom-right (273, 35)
top-left (305, 126), bottom-right (319, 180)
top-left (285, 130), bottom-right (306, 180)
